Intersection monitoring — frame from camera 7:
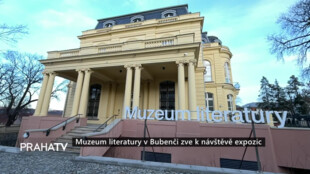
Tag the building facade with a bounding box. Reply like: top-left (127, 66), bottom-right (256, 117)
top-left (33, 4), bottom-right (239, 124)
top-left (18, 5), bottom-right (310, 173)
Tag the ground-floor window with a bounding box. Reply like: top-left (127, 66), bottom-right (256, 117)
top-left (227, 94), bottom-right (233, 111)
top-left (220, 158), bottom-right (258, 171)
top-left (141, 151), bottom-right (171, 163)
top-left (87, 84), bottom-right (101, 118)
top-left (205, 92), bottom-right (214, 111)
top-left (159, 81), bottom-right (175, 119)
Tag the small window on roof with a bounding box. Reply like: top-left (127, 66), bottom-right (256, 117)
top-left (161, 9), bottom-right (176, 18)
top-left (133, 18), bottom-right (141, 22)
top-left (105, 23), bottom-right (113, 27)
top-left (102, 20), bottom-right (115, 28)
top-left (130, 15), bottom-right (144, 23)
top-left (164, 13), bottom-right (174, 18)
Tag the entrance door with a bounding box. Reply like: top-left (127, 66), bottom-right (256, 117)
top-left (159, 81), bottom-right (175, 119)
top-left (87, 84), bottom-right (101, 118)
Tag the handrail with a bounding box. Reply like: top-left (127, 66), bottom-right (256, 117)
top-left (45, 114), bottom-right (81, 136)
top-left (24, 114), bottom-right (81, 137)
top-left (94, 115), bottom-right (117, 132)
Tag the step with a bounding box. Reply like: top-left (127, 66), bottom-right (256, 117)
top-left (86, 124), bottom-right (102, 127)
top-left (61, 135), bottom-right (84, 139)
top-left (66, 132), bottom-right (91, 136)
top-left (76, 126), bottom-right (100, 129)
top-left (70, 130), bottom-right (95, 133)
top-left (74, 127), bottom-right (98, 130)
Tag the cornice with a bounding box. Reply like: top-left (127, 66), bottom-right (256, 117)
top-left (40, 42), bottom-right (200, 65)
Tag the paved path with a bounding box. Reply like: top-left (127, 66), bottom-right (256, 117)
top-left (0, 151), bottom-right (190, 174)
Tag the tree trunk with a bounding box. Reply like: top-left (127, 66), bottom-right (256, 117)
top-left (5, 114), bottom-right (16, 127)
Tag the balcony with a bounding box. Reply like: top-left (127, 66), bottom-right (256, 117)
top-left (47, 33), bottom-right (195, 59)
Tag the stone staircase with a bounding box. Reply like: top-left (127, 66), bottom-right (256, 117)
top-left (53, 124), bottom-right (103, 154)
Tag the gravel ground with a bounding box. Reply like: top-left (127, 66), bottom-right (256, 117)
top-left (0, 151), bottom-right (191, 174)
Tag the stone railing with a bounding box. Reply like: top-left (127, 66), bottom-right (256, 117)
top-left (59, 50), bottom-right (80, 57)
top-left (98, 45), bottom-right (122, 53)
top-left (47, 33), bottom-right (194, 59)
top-left (145, 38), bottom-right (174, 48)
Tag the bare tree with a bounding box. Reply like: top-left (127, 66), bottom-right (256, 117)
top-left (268, 0), bottom-right (310, 79)
top-left (1, 51), bottom-right (43, 126)
top-left (0, 51), bottom-right (68, 126)
top-left (0, 0), bottom-right (28, 48)
top-left (0, 24), bottom-right (28, 46)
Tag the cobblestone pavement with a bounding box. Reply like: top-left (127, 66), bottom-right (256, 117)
top-left (0, 151), bottom-right (191, 174)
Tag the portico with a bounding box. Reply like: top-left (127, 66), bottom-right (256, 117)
top-left (34, 54), bottom-right (201, 123)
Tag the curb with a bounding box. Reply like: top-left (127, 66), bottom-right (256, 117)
top-left (0, 145), bottom-right (20, 153)
top-left (75, 156), bottom-right (278, 174)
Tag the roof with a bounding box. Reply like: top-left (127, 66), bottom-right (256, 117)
top-left (202, 32), bottom-right (222, 45)
top-left (95, 4), bottom-right (189, 29)
top-left (243, 102), bottom-right (261, 108)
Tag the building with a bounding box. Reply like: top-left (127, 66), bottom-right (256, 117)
top-left (33, 4), bottom-right (239, 123)
top-left (18, 4), bottom-right (310, 173)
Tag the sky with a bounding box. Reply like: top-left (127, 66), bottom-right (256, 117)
top-left (0, 0), bottom-right (302, 110)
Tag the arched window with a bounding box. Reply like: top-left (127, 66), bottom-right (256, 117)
top-left (103, 20), bottom-right (115, 28)
top-left (161, 9), bottom-right (176, 18)
top-left (130, 15), bottom-right (144, 23)
top-left (224, 62), bottom-right (231, 83)
top-left (205, 92), bottom-right (214, 111)
top-left (203, 60), bottom-right (212, 82)
top-left (87, 84), bottom-right (102, 118)
top-left (227, 94), bottom-right (233, 111)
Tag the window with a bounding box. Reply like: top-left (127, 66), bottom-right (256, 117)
top-left (130, 15), bottom-right (144, 23)
top-left (87, 84), bottom-right (101, 118)
top-left (224, 62), bottom-right (231, 83)
top-left (102, 20), bottom-right (115, 28)
top-left (161, 9), bottom-right (176, 18)
top-left (202, 38), bottom-right (208, 44)
top-left (227, 94), bottom-right (233, 111)
top-left (205, 92), bottom-right (214, 111)
top-left (141, 151), bottom-right (171, 163)
top-left (160, 81), bottom-right (175, 119)
top-left (133, 18), bottom-right (141, 22)
top-left (164, 13), bottom-right (174, 18)
top-left (130, 93), bottom-right (133, 110)
top-left (203, 60), bottom-right (212, 82)
top-left (105, 23), bottom-right (113, 28)
top-left (220, 158), bottom-right (258, 171)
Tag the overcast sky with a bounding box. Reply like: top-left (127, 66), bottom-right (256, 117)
top-left (0, 0), bottom-right (302, 110)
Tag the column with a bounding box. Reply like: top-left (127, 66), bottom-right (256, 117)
top-left (177, 61), bottom-right (186, 110)
top-left (123, 65), bottom-right (133, 119)
top-left (78, 69), bottom-right (93, 117)
top-left (34, 72), bottom-right (49, 116)
top-left (102, 83), bottom-right (111, 118)
top-left (108, 83), bottom-right (117, 117)
top-left (40, 72), bottom-right (56, 116)
top-left (132, 64), bottom-right (142, 108)
top-left (71, 70), bottom-right (84, 116)
top-left (143, 81), bottom-right (149, 110)
top-left (188, 59), bottom-right (197, 117)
